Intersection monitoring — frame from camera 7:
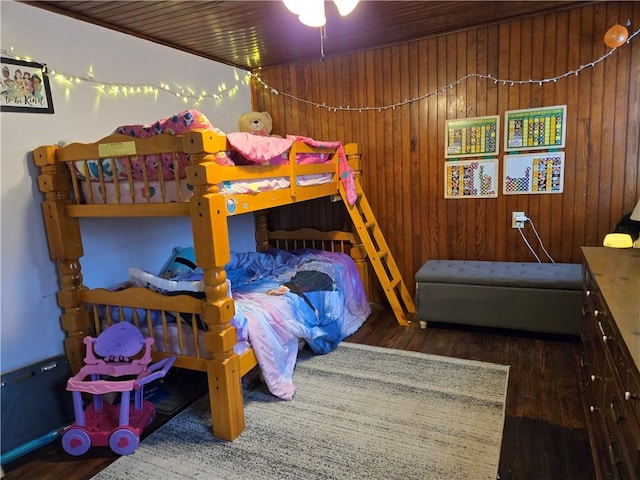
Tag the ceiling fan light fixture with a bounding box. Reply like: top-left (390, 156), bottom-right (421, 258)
top-left (283, 0), bottom-right (358, 27)
top-left (297, 0), bottom-right (326, 28)
top-left (282, 0), bottom-right (302, 16)
top-left (333, 0), bottom-right (359, 16)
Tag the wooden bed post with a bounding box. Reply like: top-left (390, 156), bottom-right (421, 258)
top-left (183, 131), bottom-right (245, 441)
top-left (32, 146), bottom-right (90, 374)
top-left (254, 210), bottom-right (270, 252)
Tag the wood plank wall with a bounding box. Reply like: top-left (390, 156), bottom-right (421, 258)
top-left (251, 1), bottom-right (639, 296)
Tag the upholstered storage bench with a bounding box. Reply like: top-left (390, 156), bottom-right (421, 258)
top-left (414, 260), bottom-right (583, 335)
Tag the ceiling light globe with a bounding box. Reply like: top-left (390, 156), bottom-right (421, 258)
top-left (283, 0), bottom-right (302, 15)
top-left (333, 0), bottom-right (359, 16)
top-left (298, 0), bottom-right (326, 27)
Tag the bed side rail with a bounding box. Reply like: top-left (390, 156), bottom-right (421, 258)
top-left (266, 228), bottom-right (358, 254)
top-left (81, 287), bottom-right (210, 367)
top-left (33, 131), bottom-right (351, 210)
top-left (257, 225), bottom-right (369, 298)
top-left (33, 133), bottom-right (210, 207)
top-left (183, 130), bottom-right (342, 193)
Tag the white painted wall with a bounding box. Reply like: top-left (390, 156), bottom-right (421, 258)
top-left (1, 1), bottom-right (254, 373)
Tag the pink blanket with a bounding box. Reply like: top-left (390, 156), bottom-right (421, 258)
top-left (226, 132), bottom-right (293, 164)
top-left (288, 135), bottom-right (357, 205)
top-left (226, 132), bottom-right (357, 205)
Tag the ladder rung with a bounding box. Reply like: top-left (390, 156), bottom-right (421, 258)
top-left (340, 179), bottom-right (416, 327)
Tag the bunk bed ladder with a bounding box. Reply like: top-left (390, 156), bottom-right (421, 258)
top-left (340, 180), bottom-right (416, 327)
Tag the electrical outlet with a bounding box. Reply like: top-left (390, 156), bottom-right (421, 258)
top-left (512, 211), bottom-right (525, 228)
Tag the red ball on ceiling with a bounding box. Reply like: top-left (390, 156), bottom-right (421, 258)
top-left (604, 24), bottom-right (629, 48)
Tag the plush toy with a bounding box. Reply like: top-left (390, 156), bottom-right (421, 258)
top-left (238, 111), bottom-right (281, 137)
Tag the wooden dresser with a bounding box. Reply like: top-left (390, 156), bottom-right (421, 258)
top-left (580, 247), bottom-right (640, 480)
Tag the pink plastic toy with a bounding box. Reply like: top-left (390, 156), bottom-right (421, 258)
top-left (61, 322), bottom-right (175, 456)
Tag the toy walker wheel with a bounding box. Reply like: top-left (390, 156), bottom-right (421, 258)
top-left (62, 427), bottom-right (91, 456)
top-left (109, 427), bottom-right (139, 455)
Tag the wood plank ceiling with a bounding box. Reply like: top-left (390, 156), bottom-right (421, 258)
top-left (24, 1), bottom-right (588, 70)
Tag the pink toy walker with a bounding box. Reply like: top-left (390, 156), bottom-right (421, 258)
top-left (61, 322), bottom-right (175, 456)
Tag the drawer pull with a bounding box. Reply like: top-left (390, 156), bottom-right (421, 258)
top-left (624, 391), bottom-right (633, 401)
top-left (610, 396), bottom-right (624, 423)
top-left (594, 309), bottom-right (600, 317)
top-left (586, 290), bottom-right (592, 296)
top-left (597, 321), bottom-right (608, 342)
top-left (590, 405), bottom-right (597, 413)
top-left (607, 436), bottom-right (623, 467)
top-left (590, 375), bottom-right (598, 382)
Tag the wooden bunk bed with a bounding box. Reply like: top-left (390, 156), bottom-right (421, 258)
top-left (32, 127), bottom-right (415, 441)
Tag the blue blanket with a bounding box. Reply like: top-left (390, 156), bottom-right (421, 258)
top-left (227, 249), bottom-right (371, 399)
top-left (129, 249), bottom-right (371, 399)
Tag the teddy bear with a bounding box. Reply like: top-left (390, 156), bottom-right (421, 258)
top-left (238, 111), bottom-right (281, 137)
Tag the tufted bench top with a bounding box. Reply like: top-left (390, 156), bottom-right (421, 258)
top-left (415, 260), bottom-right (582, 290)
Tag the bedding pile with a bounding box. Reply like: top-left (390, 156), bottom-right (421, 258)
top-left (125, 248), bottom-right (371, 400)
top-left (74, 109), bottom-right (357, 204)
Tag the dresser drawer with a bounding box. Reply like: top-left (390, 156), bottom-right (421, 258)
top-left (585, 287), bottom-right (605, 319)
top-left (595, 306), bottom-right (640, 425)
top-left (603, 369), bottom-right (640, 480)
top-left (581, 352), bottom-right (603, 412)
top-left (583, 310), bottom-right (607, 403)
top-left (602, 416), bottom-right (637, 480)
top-left (586, 394), bottom-right (621, 480)
top-left (611, 346), bottom-right (640, 426)
top-left (622, 367), bottom-right (640, 424)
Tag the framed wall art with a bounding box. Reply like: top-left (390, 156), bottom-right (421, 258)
top-left (1, 57), bottom-right (54, 114)
top-left (444, 158), bottom-right (499, 199)
top-left (445, 115), bottom-right (500, 159)
top-left (504, 105), bottom-right (566, 151)
top-left (503, 152), bottom-right (565, 195)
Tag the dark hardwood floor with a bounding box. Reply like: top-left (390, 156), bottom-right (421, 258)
top-left (2, 306), bottom-right (594, 480)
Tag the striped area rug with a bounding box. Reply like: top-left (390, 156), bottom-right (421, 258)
top-left (93, 342), bottom-right (509, 480)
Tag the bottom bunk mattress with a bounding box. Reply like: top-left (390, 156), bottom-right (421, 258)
top-left (98, 248), bottom-right (371, 400)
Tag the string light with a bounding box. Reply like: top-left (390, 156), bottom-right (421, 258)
top-left (2, 25), bottom-right (637, 111)
top-left (0, 48), bottom-right (250, 105)
top-left (251, 25), bottom-right (639, 112)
